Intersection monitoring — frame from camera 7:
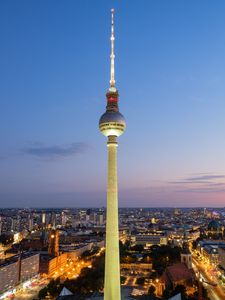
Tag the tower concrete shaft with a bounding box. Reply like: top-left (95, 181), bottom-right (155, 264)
top-left (104, 135), bottom-right (121, 300)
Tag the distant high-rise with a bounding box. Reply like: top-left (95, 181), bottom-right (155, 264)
top-left (0, 216), bottom-right (2, 235)
top-left (42, 212), bottom-right (46, 226)
top-left (61, 211), bottom-right (67, 227)
top-left (50, 212), bottom-right (56, 229)
top-left (11, 218), bottom-right (16, 232)
top-left (28, 213), bottom-right (33, 232)
top-left (99, 9), bottom-right (126, 300)
top-left (97, 213), bottom-right (104, 226)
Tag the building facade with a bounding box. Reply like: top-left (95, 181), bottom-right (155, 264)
top-left (0, 252), bottom-right (40, 293)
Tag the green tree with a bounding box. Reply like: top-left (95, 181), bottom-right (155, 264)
top-left (136, 277), bottom-right (146, 285)
top-left (130, 244), bottom-right (144, 252)
top-left (0, 234), bottom-right (13, 245)
top-left (170, 284), bottom-right (187, 300)
top-left (202, 286), bottom-right (210, 300)
top-left (162, 288), bottom-right (170, 299)
top-left (120, 276), bottom-right (126, 284)
top-left (148, 285), bottom-right (156, 296)
top-left (38, 287), bottom-right (48, 299)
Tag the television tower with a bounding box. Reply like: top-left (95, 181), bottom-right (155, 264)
top-left (99, 9), bottom-right (126, 300)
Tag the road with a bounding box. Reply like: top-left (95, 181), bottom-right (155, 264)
top-left (125, 276), bottom-right (136, 286)
top-left (3, 278), bottom-right (49, 300)
top-left (192, 255), bottom-right (225, 300)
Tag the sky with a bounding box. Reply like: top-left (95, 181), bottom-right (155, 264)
top-left (0, 0), bottom-right (225, 208)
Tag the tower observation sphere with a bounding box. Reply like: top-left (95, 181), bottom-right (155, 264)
top-left (99, 110), bottom-right (126, 137)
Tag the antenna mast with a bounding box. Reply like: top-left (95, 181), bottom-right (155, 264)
top-left (110, 9), bottom-right (116, 88)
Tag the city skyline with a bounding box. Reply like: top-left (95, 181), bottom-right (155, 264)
top-left (1, 1), bottom-right (225, 207)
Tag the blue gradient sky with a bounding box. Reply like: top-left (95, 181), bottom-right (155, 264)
top-left (0, 0), bottom-right (225, 207)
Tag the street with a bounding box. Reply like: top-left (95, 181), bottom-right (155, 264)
top-left (192, 254), bottom-right (225, 300)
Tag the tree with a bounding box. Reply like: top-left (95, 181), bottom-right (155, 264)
top-left (38, 287), bottom-right (48, 299)
top-left (192, 237), bottom-right (201, 250)
top-left (170, 284), bottom-right (187, 300)
top-left (136, 277), bottom-right (146, 285)
top-left (149, 271), bottom-right (157, 280)
top-left (149, 245), bottom-right (182, 276)
top-left (148, 285), bottom-right (156, 296)
top-left (202, 286), bottom-right (210, 300)
top-left (162, 288), bottom-right (170, 299)
top-left (131, 244), bottom-right (144, 252)
top-left (120, 276), bottom-right (126, 284)
top-left (0, 234), bottom-right (13, 245)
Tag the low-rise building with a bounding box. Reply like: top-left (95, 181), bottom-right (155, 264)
top-left (203, 245), bottom-right (218, 265)
top-left (131, 234), bottom-right (167, 246)
top-left (40, 252), bottom-right (68, 277)
top-left (197, 240), bottom-right (225, 265)
top-left (218, 246), bottom-right (225, 270)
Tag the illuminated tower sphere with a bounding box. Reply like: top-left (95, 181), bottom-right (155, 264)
top-left (99, 9), bottom-right (126, 300)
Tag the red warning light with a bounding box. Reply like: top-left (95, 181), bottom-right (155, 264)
top-left (108, 97), bottom-right (118, 102)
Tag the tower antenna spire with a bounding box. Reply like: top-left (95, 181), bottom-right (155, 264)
top-left (110, 8), bottom-right (116, 89)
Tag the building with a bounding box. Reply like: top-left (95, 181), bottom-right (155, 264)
top-left (28, 213), bottom-right (34, 232)
top-left (206, 220), bottom-right (224, 239)
top-left (197, 240), bottom-right (225, 265)
top-left (96, 213), bottom-right (104, 226)
top-left (48, 229), bottom-right (59, 257)
top-left (203, 245), bottom-right (219, 265)
top-left (121, 263), bottom-right (152, 276)
top-left (180, 231), bottom-right (192, 269)
top-left (218, 245), bottom-right (225, 270)
top-left (42, 212), bottom-right (46, 226)
top-left (99, 9), bottom-right (126, 300)
top-left (0, 259), bottom-right (19, 293)
top-left (40, 252), bottom-right (68, 277)
top-left (160, 263), bottom-right (195, 295)
top-left (20, 252), bottom-right (40, 282)
top-left (131, 234), bottom-right (167, 246)
top-left (0, 252), bottom-right (40, 293)
top-left (50, 212), bottom-right (56, 229)
top-left (61, 211), bottom-right (66, 226)
top-left (0, 216), bottom-right (2, 235)
top-left (11, 218), bottom-right (16, 232)
top-left (159, 235), bottom-right (194, 296)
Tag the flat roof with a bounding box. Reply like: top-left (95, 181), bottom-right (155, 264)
top-left (0, 252), bottom-right (39, 268)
